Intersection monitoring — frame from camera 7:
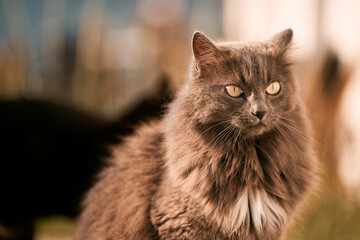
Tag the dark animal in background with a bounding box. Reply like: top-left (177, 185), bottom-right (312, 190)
top-left (0, 77), bottom-right (171, 240)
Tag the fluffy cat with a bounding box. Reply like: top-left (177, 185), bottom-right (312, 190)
top-left (76, 29), bottom-right (315, 240)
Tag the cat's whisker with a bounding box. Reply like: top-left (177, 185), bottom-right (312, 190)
top-left (274, 125), bottom-right (298, 150)
top-left (274, 125), bottom-right (287, 140)
top-left (278, 117), bottom-right (303, 132)
top-left (232, 128), bottom-right (242, 150)
top-left (278, 121), bottom-right (302, 135)
top-left (219, 128), bottom-right (232, 148)
top-left (223, 125), bottom-right (237, 147)
top-left (274, 125), bottom-right (303, 155)
top-left (277, 124), bottom-right (297, 142)
top-left (198, 120), bottom-right (232, 138)
top-left (211, 125), bottom-right (234, 147)
top-left (210, 124), bottom-right (234, 148)
top-left (279, 116), bottom-right (301, 124)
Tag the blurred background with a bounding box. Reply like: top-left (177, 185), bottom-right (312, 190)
top-left (0, 0), bottom-right (360, 239)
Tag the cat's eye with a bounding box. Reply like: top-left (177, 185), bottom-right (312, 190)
top-left (225, 85), bottom-right (243, 98)
top-left (266, 81), bottom-right (281, 95)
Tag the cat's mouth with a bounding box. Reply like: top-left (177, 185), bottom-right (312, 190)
top-left (247, 122), bottom-right (268, 136)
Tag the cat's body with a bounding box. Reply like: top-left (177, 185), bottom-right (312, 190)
top-left (77, 29), bottom-right (315, 240)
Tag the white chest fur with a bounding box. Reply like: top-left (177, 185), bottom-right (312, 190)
top-left (218, 187), bottom-right (287, 233)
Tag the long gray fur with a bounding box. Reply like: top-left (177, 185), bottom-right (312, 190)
top-left (77, 29), bottom-right (316, 240)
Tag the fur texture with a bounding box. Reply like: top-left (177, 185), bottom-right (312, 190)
top-left (77, 29), bottom-right (315, 240)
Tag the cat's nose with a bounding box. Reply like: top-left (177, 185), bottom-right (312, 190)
top-left (251, 103), bottom-right (267, 120)
top-left (251, 110), bottom-right (266, 120)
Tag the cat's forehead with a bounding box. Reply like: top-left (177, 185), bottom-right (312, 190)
top-left (215, 42), bottom-right (274, 84)
top-left (217, 41), bottom-right (273, 55)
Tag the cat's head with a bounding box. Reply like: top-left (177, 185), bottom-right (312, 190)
top-left (176, 29), bottom-right (299, 144)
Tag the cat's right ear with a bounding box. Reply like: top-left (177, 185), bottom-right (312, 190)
top-left (192, 32), bottom-right (219, 71)
top-left (269, 29), bottom-right (293, 56)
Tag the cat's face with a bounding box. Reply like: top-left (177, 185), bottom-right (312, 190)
top-left (183, 29), bottom-right (297, 143)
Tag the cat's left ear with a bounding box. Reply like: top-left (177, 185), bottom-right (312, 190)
top-left (269, 29), bottom-right (293, 55)
top-left (192, 31), bottom-right (219, 70)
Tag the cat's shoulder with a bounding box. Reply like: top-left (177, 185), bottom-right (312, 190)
top-left (110, 119), bottom-right (165, 165)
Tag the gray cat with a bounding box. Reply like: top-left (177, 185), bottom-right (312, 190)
top-left (76, 29), bottom-right (316, 240)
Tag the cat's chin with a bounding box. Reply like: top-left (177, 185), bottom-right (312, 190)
top-left (246, 123), bottom-right (269, 138)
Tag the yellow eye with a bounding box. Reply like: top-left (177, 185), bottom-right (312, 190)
top-left (225, 85), bottom-right (243, 98)
top-left (266, 81), bottom-right (281, 95)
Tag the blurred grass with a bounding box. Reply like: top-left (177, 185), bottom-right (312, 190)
top-left (286, 178), bottom-right (360, 240)
top-left (36, 178), bottom-right (360, 240)
top-left (35, 216), bottom-right (75, 240)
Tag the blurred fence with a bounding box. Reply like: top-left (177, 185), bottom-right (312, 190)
top-left (0, 0), bottom-right (222, 117)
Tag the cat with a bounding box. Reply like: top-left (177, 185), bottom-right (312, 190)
top-left (0, 75), bottom-right (171, 240)
top-left (76, 29), bottom-right (316, 240)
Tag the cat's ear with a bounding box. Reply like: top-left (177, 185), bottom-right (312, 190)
top-left (192, 31), bottom-right (219, 70)
top-left (269, 29), bottom-right (293, 54)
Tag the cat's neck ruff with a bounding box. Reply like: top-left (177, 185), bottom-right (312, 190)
top-left (165, 127), bottom-right (291, 235)
top-left (212, 186), bottom-right (287, 234)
